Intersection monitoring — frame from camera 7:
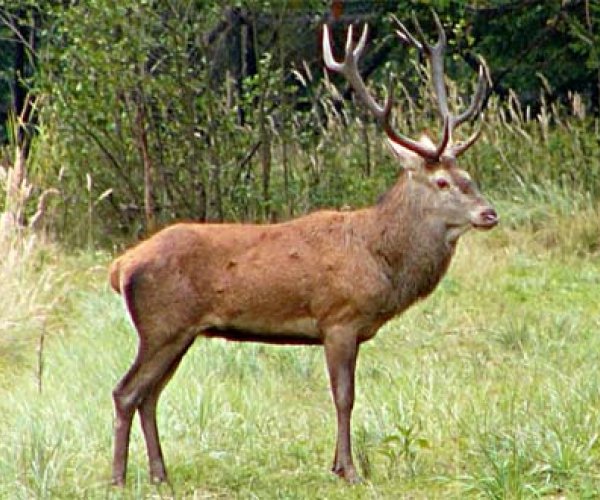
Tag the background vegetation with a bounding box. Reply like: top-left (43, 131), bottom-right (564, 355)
top-left (0, 0), bottom-right (598, 241)
top-left (0, 0), bottom-right (599, 498)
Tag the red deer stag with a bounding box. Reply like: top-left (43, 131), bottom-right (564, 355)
top-left (109, 13), bottom-right (497, 486)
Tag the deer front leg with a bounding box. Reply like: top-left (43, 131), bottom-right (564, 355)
top-left (324, 327), bottom-right (360, 483)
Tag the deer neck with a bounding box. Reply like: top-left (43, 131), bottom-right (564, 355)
top-left (366, 173), bottom-right (457, 303)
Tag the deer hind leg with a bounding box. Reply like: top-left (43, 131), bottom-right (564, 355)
top-left (138, 336), bottom-right (195, 484)
top-left (112, 347), bottom-right (145, 486)
top-left (324, 327), bottom-right (360, 483)
top-left (111, 267), bottom-right (198, 486)
top-left (112, 333), bottom-right (195, 486)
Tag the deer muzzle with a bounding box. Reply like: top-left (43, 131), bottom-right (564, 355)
top-left (472, 207), bottom-right (499, 229)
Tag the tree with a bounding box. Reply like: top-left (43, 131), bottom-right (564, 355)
top-left (0, 3), bottom-right (57, 235)
top-left (2, 1), bottom-right (599, 243)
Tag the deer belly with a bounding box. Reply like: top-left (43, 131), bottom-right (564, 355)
top-left (202, 315), bottom-right (322, 345)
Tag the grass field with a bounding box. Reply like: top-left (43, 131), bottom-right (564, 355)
top-left (0, 195), bottom-right (599, 499)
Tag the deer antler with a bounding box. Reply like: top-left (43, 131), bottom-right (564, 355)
top-left (392, 11), bottom-right (487, 158)
top-left (322, 23), bottom-right (449, 163)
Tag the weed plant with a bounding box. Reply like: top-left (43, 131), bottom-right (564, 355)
top-left (0, 235), bottom-right (66, 380)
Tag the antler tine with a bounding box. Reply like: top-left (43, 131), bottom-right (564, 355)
top-left (392, 10), bottom-right (487, 158)
top-left (390, 14), bottom-right (422, 51)
top-left (323, 24), bottom-right (387, 121)
top-left (323, 23), bottom-right (443, 162)
top-left (451, 125), bottom-right (482, 158)
top-left (415, 10), bottom-right (450, 121)
top-left (392, 12), bottom-right (450, 124)
top-left (322, 22), bottom-right (347, 74)
top-left (409, 11), bottom-right (444, 52)
top-left (429, 11), bottom-right (450, 120)
top-left (453, 62), bottom-right (487, 129)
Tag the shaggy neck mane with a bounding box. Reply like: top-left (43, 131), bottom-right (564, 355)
top-left (365, 171), bottom-right (456, 308)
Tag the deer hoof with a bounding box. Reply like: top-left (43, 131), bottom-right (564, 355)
top-left (332, 465), bottom-right (361, 484)
top-left (111, 476), bottom-right (126, 488)
top-left (150, 473), bottom-right (168, 484)
top-left (149, 459), bottom-right (168, 484)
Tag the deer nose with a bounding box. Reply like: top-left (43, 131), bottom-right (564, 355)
top-left (480, 208), bottom-right (498, 227)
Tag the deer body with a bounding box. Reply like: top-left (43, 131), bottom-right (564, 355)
top-left (110, 14), bottom-right (498, 486)
top-left (111, 173), bottom-right (455, 349)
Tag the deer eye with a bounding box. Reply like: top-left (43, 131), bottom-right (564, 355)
top-left (435, 178), bottom-right (450, 190)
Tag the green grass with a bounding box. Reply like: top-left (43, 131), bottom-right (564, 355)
top-left (0, 200), bottom-right (599, 499)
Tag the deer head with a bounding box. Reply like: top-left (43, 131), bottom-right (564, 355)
top-left (323, 12), bottom-right (498, 241)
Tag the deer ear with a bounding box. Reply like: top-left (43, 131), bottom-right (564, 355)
top-left (386, 138), bottom-right (425, 170)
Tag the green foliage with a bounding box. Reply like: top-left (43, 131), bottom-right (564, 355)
top-left (0, 1), bottom-right (598, 247)
top-left (465, 1), bottom-right (599, 108)
top-left (30, 0), bottom-right (348, 240)
top-left (36, 1), bottom-right (221, 234)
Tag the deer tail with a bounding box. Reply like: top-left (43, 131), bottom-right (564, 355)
top-left (109, 257), bottom-right (122, 294)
